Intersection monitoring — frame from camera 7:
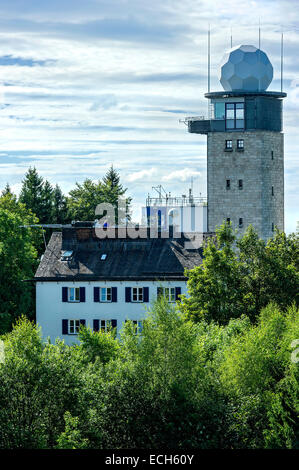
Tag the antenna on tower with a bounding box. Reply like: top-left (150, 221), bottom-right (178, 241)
top-left (208, 25), bottom-right (211, 93)
top-left (230, 26), bottom-right (233, 48)
top-left (258, 18), bottom-right (261, 49)
top-left (281, 29), bottom-right (284, 92)
top-left (258, 19), bottom-right (261, 91)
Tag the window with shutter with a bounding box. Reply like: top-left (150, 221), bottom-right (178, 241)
top-left (175, 287), bottom-right (181, 301)
top-left (125, 287), bottom-right (131, 302)
top-left (62, 319), bottom-right (68, 334)
top-left (93, 319), bottom-right (99, 332)
top-left (112, 287), bottom-right (117, 302)
top-left (62, 287), bottom-right (68, 302)
top-left (94, 287), bottom-right (100, 302)
top-left (132, 287), bottom-right (143, 302)
top-left (79, 287), bottom-right (85, 302)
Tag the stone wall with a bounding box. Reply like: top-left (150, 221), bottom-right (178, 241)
top-left (207, 130), bottom-right (284, 240)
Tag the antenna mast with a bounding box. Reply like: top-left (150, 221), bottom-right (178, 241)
top-left (259, 18), bottom-right (261, 49)
top-left (281, 30), bottom-right (284, 92)
top-left (230, 26), bottom-right (233, 48)
top-left (208, 25), bottom-right (210, 93)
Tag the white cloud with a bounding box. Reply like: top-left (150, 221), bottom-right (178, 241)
top-left (0, 0), bottom-right (298, 232)
top-left (162, 168), bottom-right (201, 182)
top-left (127, 167), bottom-right (157, 182)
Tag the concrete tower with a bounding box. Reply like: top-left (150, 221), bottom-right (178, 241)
top-left (186, 44), bottom-right (286, 240)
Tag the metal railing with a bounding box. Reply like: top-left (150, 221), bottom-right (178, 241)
top-left (146, 196), bottom-right (207, 207)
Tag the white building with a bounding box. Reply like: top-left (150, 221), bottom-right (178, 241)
top-left (35, 223), bottom-right (208, 345)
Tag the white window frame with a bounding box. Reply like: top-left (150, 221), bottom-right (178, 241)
top-left (163, 287), bottom-right (176, 303)
top-left (68, 287), bottom-right (80, 302)
top-left (132, 287), bottom-right (143, 303)
top-left (100, 287), bottom-right (112, 302)
top-left (69, 319), bottom-right (80, 335)
top-left (100, 319), bottom-right (108, 332)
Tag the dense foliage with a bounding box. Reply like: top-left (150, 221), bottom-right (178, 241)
top-left (181, 223), bottom-right (298, 324)
top-left (0, 176), bottom-right (298, 448)
top-left (0, 300), bottom-right (298, 449)
top-left (0, 193), bottom-right (39, 334)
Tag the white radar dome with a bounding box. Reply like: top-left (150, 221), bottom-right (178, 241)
top-left (220, 44), bottom-right (273, 92)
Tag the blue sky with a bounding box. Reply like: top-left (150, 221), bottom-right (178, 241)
top-left (0, 0), bottom-right (298, 232)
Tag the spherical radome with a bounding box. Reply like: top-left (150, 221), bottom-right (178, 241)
top-left (219, 45), bottom-right (273, 92)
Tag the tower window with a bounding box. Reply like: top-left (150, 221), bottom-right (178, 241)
top-left (272, 223), bottom-right (274, 232)
top-left (271, 151), bottom-right (274, 160)
top-left (225, 140), bottom-right (233, 150)
top-left (237, 139), bottom-right (244, 149)
top-left (225, 102), bottom-right (244, 129)
top-left (238, 179), bottom-right (243, 190)
top-left (226, 218), bottom-right (231, 224)
top-left (226, 179), bottom-right (231, 189)
top-left (272, 186), bottom-right (274, 196)
top-left (239, 218), bottom-right (243, 227)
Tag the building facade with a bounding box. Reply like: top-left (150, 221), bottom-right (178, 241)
top-left (34, 224), bottom-right (206, 344)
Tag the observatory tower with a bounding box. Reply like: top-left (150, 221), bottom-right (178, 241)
top-left (186, 44), bottom-right (286, 240)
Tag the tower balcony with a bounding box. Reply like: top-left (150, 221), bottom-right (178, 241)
top-left (180, 116), bottom-right (225, 134)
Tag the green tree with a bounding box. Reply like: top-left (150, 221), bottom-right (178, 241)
top-left (1, 183), bottom-right (13, 197)
top-left (78, 325), bottom-right (119, 364)
top-left (182, 223), bottom-right (299, 324)
top-left (0, 317), bottom-right (87, 448)
top-left (40, 180), bottom-right (54, 223)
top-left (67, 166), bottom-right (131, 223)
top-left (52, 184), bottom-right (68, 224)
top-left (181, 223), bottom-right (245, 324)
top-left (0, 195), bottom-right (39, 333)
top-left (19, 167), bottom-right (45, 221)
top-left (56, 412), bottom-right (89, 449)
top-left (67, 178), bottom-right (104, 221)
top-left (219, 303), bottom-right (299, 448)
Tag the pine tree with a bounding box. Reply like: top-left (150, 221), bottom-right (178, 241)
top-left (1, 183), bottom-right (13, 197)
top-left (52, 184), bottom-right (68, 224)
top-left (102, 165), bottom-right (132, 224)
top-left (19, 167), bottom-right (45, 222)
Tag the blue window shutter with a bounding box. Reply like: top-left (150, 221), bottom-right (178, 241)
top-left (112, 287), bottom-right (117, 302)
top-left (93, 319), bottom-right (99, 332)
top-left (80, 319), bottom-right (86, 326)
top-left (143, 287), bottom-right (149, 302)
top-left (80, 287), bottom-right (85, 302)
top-left (111, 319), bottom-right (117, 329)
top-left (94, 287), bottom-right (100, 302)
top-left (175, 287), bottom-right (181, 301)
top-left (157, 287), bottom-right (163, 298)
top-left (62, 287), bottom-right (68, 302)
top-left (62, 319), bottom-right (68, 335)
top-left (125, 287), bottom-right (131, 302)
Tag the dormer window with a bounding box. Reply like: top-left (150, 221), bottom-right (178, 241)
top-left (61, 250), bottom-right (73, 261)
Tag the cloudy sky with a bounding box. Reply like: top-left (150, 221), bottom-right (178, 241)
top-left (0, 0), bottom-right (298, 232)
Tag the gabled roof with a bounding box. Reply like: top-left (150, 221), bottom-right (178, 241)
top-left (34, 227), bottom-right (212, 281)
